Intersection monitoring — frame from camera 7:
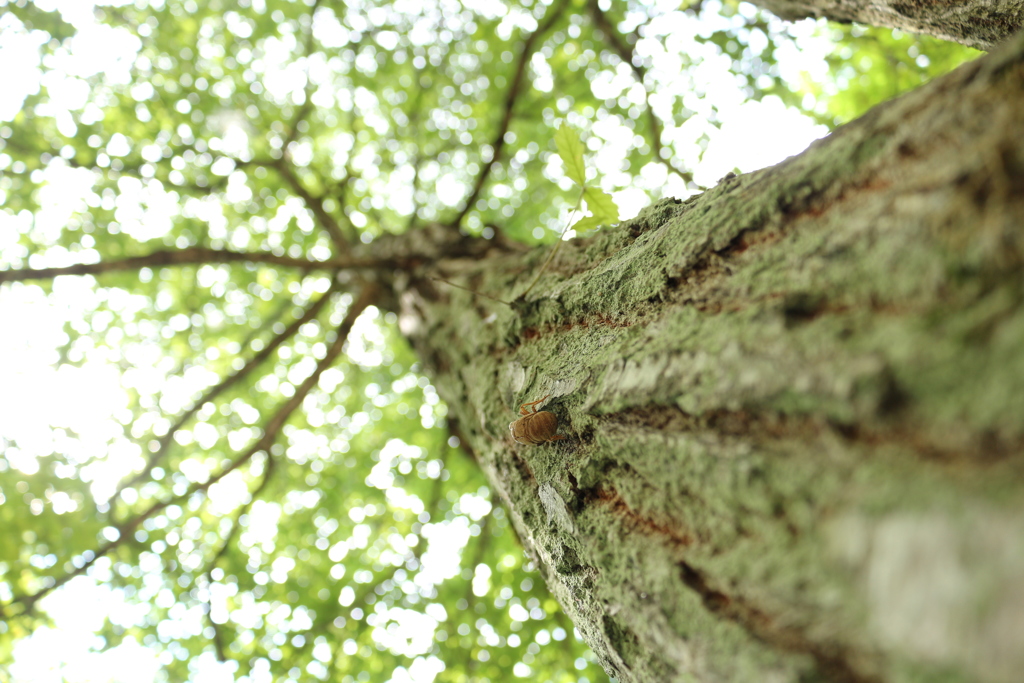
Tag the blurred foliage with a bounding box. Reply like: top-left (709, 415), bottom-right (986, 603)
top-left (696, 1), bottom-right (980, 127)
top-left (0, 0), bottom-right (980, 681)
top-left (807, 23), bottom-right (982, 124)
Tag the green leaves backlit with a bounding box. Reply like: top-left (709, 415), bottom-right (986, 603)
top-left (553, 122), bottom-right (619, 237)
top-left (553, 122), bottom-right (587, 187)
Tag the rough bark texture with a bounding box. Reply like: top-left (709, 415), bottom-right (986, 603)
top-left (385, 34), bottom-right (1024, 683)
top-left (751, 0), bottom-right (1023, 51)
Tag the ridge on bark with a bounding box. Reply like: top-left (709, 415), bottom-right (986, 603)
top-left (753, 0), bottom-right (1023, 51)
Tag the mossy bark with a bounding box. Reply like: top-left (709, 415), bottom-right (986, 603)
top-left (752, 0), bottom-right (1022, 51)
top-left (388, 36), bottom-right (1024, 683)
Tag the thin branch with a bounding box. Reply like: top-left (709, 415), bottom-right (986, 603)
top-left (282, 101), bottom-right (315, 153)
top-left (430, 277), bottom-right (512, 306)
top-left (327, 453), bottom-right (449, 676)
top-left (282, 0), bottom-right (323, 151)
top-left (5, 284), bottom-right (379, 615)
top-left (466, 511), bottom-right (496, 677)
top-left (437, 494), bottom-right (494, 676)
top-left (0, 246), bottom-right (386, 284)
top-left (236, 290), bottom-right (298, 355)
top-left (273, 160), bottom-right (351, 252)
top-left (114, 279), bottom-right (342, 499)
top-left (402, 83), bottom-right (429, 231)
top-left (406, 154), bottom-right (425, 232)
top-left (519, 190), bottom-right (584, 300)
top-left (587, 0), bottom-right (697, 186)
top-left (0, 136), bottom-right (239, 198)
top-left (450, 0), bottom-right (570, 228)
top-left (200, 453), bottom-right (277, 661)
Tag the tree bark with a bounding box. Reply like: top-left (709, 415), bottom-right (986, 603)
top-left (750, 0), bottom-right (1023, 51)
top-left (387, 33), bottom-right (1024, 683)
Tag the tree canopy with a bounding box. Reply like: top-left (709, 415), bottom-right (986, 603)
top-left (0, 0), bottom-right (979, 681)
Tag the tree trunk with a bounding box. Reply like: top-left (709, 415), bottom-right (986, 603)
top-left (750, 0), bottom-right (1023, 51)
top-left (386, 34), bottom-right (1024, 683)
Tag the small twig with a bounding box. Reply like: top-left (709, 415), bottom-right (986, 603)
top-left (200, 453), bottom-right (277, 661)
top-left (431, 277), bottom-right (512, 307)
top-left (587, 0), bottom-right (697, 187)
top-left (451, 0), bottom-right (570, 229)
top-left (281, 0), bottom-right (323, 151)
top-left (519, 190), bottom-right (583, 300)
top-left (326, 453), bottom-right (449, 677)
top-left (273, 160), bottom-right (350, 251)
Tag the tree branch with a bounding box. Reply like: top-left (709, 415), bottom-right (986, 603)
top-left (281, 0), bottom-right (324, 151)
top-left (327, 454), bottom-right (449, 675)
top-left (273, 160), bottom-right (352, 252)
top-left (438, 493), bottom-right (494, 676)
top-left (200, 452), bottom-right (277, 661)
top-left (5, 284), bottom-right (379, 615)
top-left (0, 136), bottom-right (238, 198)
top-left (587, 0), bottom-right (697, 186)
top-left (450, 0), bottom-right (570, 228)
top-left (114, 279), bottom-right (342, 500)
top-left (0, 246), bottom-right (385, 284)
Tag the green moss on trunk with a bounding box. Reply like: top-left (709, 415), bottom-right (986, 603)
top-left (394, 35), bottom-right (1024, 683)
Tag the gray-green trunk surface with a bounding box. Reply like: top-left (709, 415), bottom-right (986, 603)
top-left (752, 0), bottom-right (1023, 51)
top-left (394, 34), bottom-right (1024, 683)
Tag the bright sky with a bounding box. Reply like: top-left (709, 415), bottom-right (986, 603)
top-left (0, 0), bottom-right (831, 681)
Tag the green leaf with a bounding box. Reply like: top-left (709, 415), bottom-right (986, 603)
top-left (570, 214), bottom-right (604, 235)
top-left (583, 187), bottom-right (619, 223)
top-left (554, 122), bottom-right (587, 187)
top-left (571, 189), bottom-right (619, 235)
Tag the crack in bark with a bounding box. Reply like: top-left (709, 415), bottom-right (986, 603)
top-left (582, 483), bottom-right (696, 551)
top-left (499, 174), bottom-right (904, 342)
top-left (518, 311), bottom-right (636, 342)
top-left (577, 481), bottom-right (878, 683)
top-left (603, 404), bottom-right (1022, 468)
top-left (577, 481), bottom-right (696, 548)
top-left (677, 562), bottom-right (881, 683)
top-left (652, 177), bottom-right (896, 314)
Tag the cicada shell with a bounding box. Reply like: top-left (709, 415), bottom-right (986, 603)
top-left (509, 395), bottom-right (566, 445)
